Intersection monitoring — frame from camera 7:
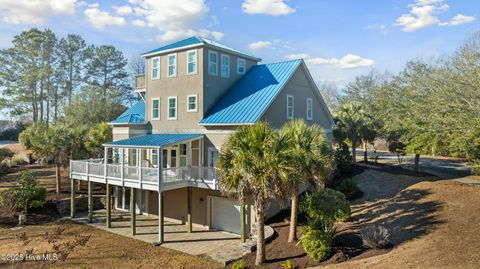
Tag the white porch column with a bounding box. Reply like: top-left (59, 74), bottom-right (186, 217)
top-left (200, 137), bottom-right (204, 179)
top-left (187, 141), bottom-right (192, 180)
top-left (155, 146), bottom-right (164, 245)
top-left (120, 148), bottom-right (124, 186)
top-left (104, 147), bottom-right (108, 183)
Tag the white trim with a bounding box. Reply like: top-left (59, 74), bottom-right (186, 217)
top-left (306, 97), bottom-right (313, 120)
top-left (187, 94), bottom-right (198, 112)
top-left (237, 58), bottom-right (246, 74)
top-left (287, 94), bottom-right (294, 120)
top-left (199, 122), bottom-right (255, 126)
top-left (167, 96), bottom-right (177, 120)
top-left (186, 49), bottom-right (198, 75)
top-left (151, 97), bottom-right (160, 120)
top-left (220, 54), bottom-right (230, 78)
top-left (151, 57), bottom-right (161, 80)
top-left (208, 50), bottom-right (218, 76)
top-left (167, 53), bottom-right (177, 78)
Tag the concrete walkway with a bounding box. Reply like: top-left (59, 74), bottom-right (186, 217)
top-left (73, 210), bottom-right (251, 264)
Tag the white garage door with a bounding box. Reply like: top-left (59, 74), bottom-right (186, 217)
top-left (212, 197), bottom-right (240, 234)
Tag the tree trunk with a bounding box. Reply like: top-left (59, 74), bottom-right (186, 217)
top-left (363, 141), bottom-right (368, 163)
top-left (351, 135), bottom-right (357, 164)
top-left (414, 154), bottom-right (420, 173)
top-left (288, 191), bottom-right (298, 243)
top-left (255, 200), bottom-right (266, 265)
top-left (55, 163), bottom-right (62, 196)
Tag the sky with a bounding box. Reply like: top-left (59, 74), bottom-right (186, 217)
top-left (0, 0), bottom-right (478, 90)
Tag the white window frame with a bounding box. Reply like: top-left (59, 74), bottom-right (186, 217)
top-left (187, 94), bottom-right (198, 112)
top-left (167, 53), bottom-right (177, 77)
top-left (287, 95), bottom-right (294, 120)
top-left (167, 96), bottom-right (177, 120)
top-left (208, 50), bottom-right (218, 76)
top-left (186, 49), bottom-right (197, 75)
top-left (151, 97), bottom-right (160, 120)
top-left (221, 54), bottom-right (230, 78)
top-left (306, 97), bottom-right (313, 120)
top-left (237, 58), bottom-right (246, 74)
top-left (151, 57), bottom-right (160, 80)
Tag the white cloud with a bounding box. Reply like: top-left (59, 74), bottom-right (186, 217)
top-left (249, 41), bottom-right (272, 50)
top-left (132, 19), bottom-right (147, 27)
top-left (439, 14), bottom-right (475, 26)
top-left (285, 53), bottom-right (375, 69)
top-left (84, 8), bottom-right (126, 29)
top-left (113, 5), bottom-right (133, 16)
top-left (395, 0), bottom-right (475, 32)
top-left (284, 53), bottom-right (309, 60)
top-left (0, 0), bottom-right (76, 24)
top-left (242, 0), bottom-right (295, 16)
top-left (126, 0), bottom-right (223, 43)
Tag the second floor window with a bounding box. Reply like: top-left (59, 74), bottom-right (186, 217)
top-left (152, 57), bottom-right (160, 79)
top-left (168, 96), bottom-right (177, 120)
top-left (237, 58), bottom-right (246, 74)
top-left (287, 95), bottom-right (294, 119)
top-left (168, 54), bottom-right (177, 77)
top-left (152, 98), bottom-right (160, 120)
top-left (187, 94), bottom-right (197, 112)
top-left (306, 98), bottom-right (313, 120)
top-left (208, 50), bottom-right (218, 75)
top-left (221, 54), bottom-right (230, 78)
top-left (187, 50), bottom-right (197, 75)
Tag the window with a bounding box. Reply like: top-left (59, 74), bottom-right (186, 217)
top-left (167, 53), bottom-right (177, 77)
top-left (171, 150), bottom-right (177, 168)
top-left (306, 98), bottom-right (313, 120)
top-left (152, 98), bottom-right (160, 120)
top-left (287, 95), bottom-right (294, 119)
top-left (179, 144), bottom-right (187, 167)
top-left (237, 58), bottom-right (246, 74)
top-left (208, 50), bottom-right (218, 75)
top-left (168, 96), bottom-right (177, 120)
top-left (221, 54), bottom-right (230, 78)
top-left (187, 50), bottom-right (197, 75)
top-left (151, 57), bottom-right (160, 79)
top-left (151, 149), bottom-right (158, 167)
top-left (162, 149), bottom-right (168, 168)
top-left (187, 94), bottom-right (197, 112)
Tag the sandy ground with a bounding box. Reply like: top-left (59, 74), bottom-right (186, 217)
top-left (0, 220), bottom-right (222, 269)
top-left (318, 169), bottom-right (480, 269)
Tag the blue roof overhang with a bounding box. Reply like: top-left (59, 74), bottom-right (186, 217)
top-left (103, 134), bottom-right (203, 148)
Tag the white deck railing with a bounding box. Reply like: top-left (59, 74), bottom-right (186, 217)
top-left (70, 160), bottom-right (219, 190)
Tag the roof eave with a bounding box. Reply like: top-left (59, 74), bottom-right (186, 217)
top-left (141, 43), bottom-right (203, 58)
top-left (199, 122), bottom-right (255, 126)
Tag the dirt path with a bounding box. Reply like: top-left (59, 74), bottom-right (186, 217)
top-left (317, 170), bottom-right (480, 269)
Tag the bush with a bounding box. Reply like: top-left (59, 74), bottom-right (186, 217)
top-left (337, 178), bottom-right (360, 200)
top-left (231, 259), bottom-right (245, 269)
top-left (11, 157), bottom-right (28, 166)
top-left (334, 142), bottom-right (352, 174)
top-left (0, 189), bottom-right (18, 216)
top-left (298, 228), bottom-right (335, 262)
top-left (0, 148), bottom-right (14, 162)
top-left (14, 170), bottom-right (47, 213)
top-left (300, 188), bottom-right (351, 222)
top-left (360, 225), bottom-right (391, 249)
top-left (281, 259), bottom-right (293, 269)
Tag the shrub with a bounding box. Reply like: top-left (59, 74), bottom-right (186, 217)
top-left (337, 178), bottom-right (360, 200)
top-left (334, 142), bottom-right (352, 174)
top-left (11, 157), bottom-right (28, 166)
top-left (360, 225), bottom-right (391, 249)
top-left (0, 188), bottom-right (18, 216)
top-left (14, 170), bottom-right (47, 213)
top-left (300, 188), bottom-right (351, 222)
top-left (231, 259), bottom-right (245, 269)
top-left (281, 259), bottom-right (293, 269)
top-left (298, 228), bottom-right (335, 262)
top-left (0, 148), bottom-right (14, 162)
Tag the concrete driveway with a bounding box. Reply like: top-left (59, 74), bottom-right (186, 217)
top-left (74, 210), bottom-right (246, 264)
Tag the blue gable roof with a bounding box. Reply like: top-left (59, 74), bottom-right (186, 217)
top-left (200, 59), bottom-right (302, 125)
top-left (104, 134), bottom-right (203, 147)
top-left (142, 36), bottom-right (259, 60)
top-left (109, 100), bottom-right (145, 124)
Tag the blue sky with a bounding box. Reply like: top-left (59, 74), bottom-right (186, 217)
top-left (0, 0), bottom-right (478, 88)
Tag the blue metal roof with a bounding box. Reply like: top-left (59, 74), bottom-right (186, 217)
top-left (142, 36), bottom-right (259, 60)
top-left (104, 134), bottom-right (203, 147)
top-left (109, 100), bottom-right (145, 124)
top-left (200, 59), bottom-right (302, 125)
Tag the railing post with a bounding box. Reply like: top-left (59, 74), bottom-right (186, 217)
top-left (104, 147), bottom-right (108, 183)
top-left (200, 138), bottom-right (204, 179)
top-left (138, 148), bottom-right (142, 188)
top-left (188, 141), bottom-right (192, 180)
top-left (121, 148), bottom-right (124, 187)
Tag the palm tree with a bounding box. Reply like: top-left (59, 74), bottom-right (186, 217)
top-left (280, 120), bottom-right (333, 243)
top-left (334, 102), bottom-right (366, 164)
top-left (217, 122), bottom-right (292, 265)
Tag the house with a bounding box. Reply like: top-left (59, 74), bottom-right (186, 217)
top-left (69, 36), bottom-right (334, 243)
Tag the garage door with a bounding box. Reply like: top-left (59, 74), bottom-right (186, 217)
top-left (211, 197), bottom-right (240, 234)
